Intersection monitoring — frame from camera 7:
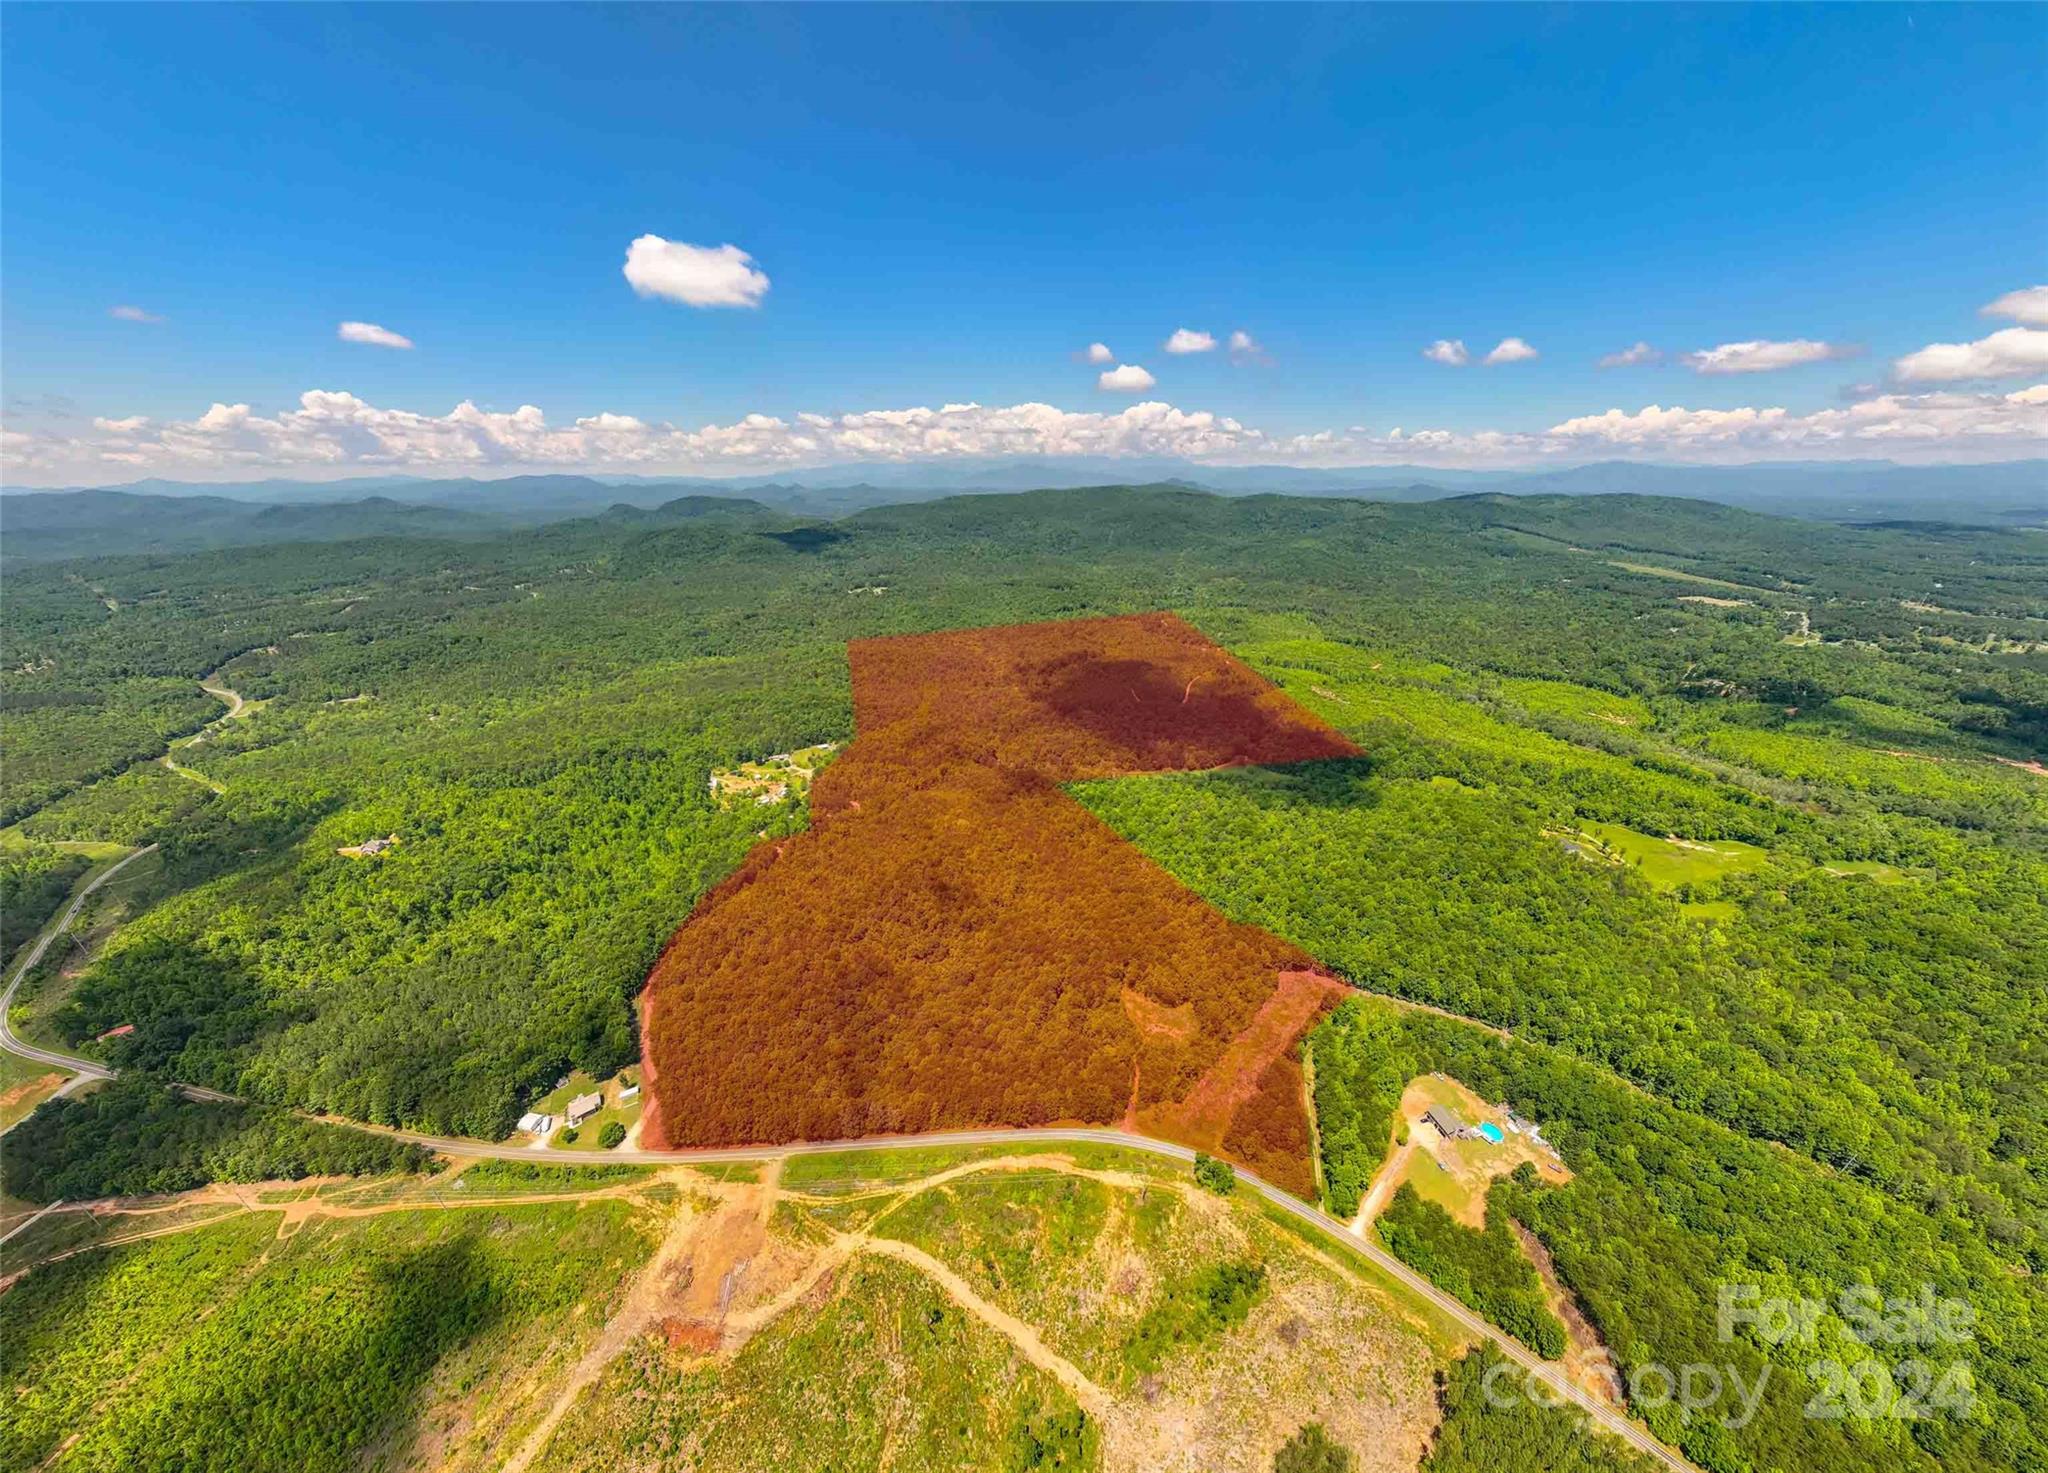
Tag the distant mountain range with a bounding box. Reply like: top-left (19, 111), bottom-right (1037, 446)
top-left (3, 458), bottom-right (2041, 563)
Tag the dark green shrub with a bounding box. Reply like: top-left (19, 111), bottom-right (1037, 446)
top-left (1193, 1151), bottom-right (1236, 1195)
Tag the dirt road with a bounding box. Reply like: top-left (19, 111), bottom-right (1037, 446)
top-left (1350, 1137), bottom-right (1416, 1232)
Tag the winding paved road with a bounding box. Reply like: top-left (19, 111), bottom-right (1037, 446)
top-left (370, 1122), bottom-right (1695, 1471)
top-left (0, 844), bottom-right (157, 1083)
top-left (0, 852), bottom-right (1694, 1470)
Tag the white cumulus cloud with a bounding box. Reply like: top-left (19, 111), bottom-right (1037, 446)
top-left (1097, 364), bottom-right (1158, 393)
top-left (4, 389), bottom-right (1282, 477)
top-left (1892, 327), bottom-right (2048, 383)
top-left (1422, 339), bottom-right (1470, 366)
top-left (337, 321), bottom-right (415, 350)
top-left (8, 381), bottom-right (2043, 485)
top-left (1484, 337), bottom-right (1539, 365)
top-left (1682, 339), bottom-right (1847, 374)
top-left (1547, 384), bottom-right (2048, 451)
top-left (622, 234), bottom-right (770, 308)
top-left (1083, 342), bottom-right (1114, 364)
top-left (1982, 286), bottom-right (2048, 327)
top-left (1163, 328), bottom-right (1216, 354)
top-left (109, 305), bottom-right (164, 324)
top-left (1598, 341), bottom-right (1661, 368)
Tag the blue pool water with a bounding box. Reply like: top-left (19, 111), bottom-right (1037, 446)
top-left (1476, 1123), bottom-right (1505, 1144)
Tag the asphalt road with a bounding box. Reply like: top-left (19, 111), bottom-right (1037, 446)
top-left (0, 844), bottom-right (158, 1081)
top-left (0, 850), bottom-right (1695, 1469)
top-left (371, 1122), bottom-right (1697, 1472)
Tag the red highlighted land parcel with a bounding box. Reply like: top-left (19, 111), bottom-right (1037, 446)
top-left (640, 612), bottom-right (1358, 1193)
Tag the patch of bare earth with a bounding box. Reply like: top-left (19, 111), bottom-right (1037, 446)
top-left (1098, 1239), bottom-right (1445, 1473)
top-left (0, 1070), bottom-right (69, 1121)
top-left (796, 1152), bottom-right (1441, 1473)
top-left (1351, 1136), bottom-right (1419, 1233)
top-left (488, 1150), bottom-right (1449, 1473)
top-left (1513, 1221), bottom-right (1623, 1406)
top-left (1364, 1075), bottom-right (1569, 1231)
top-left (1142, 969), bottom-right (1348, 1150)
top-left (500, 1170), bottom-right (768, 1473)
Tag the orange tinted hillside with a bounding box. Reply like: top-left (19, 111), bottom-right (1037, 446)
top-left (640, 612), bottom-right (1359, 1194)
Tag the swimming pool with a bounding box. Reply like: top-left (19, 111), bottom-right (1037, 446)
top-left (1476, 1123), bottom-right (1505, 1144)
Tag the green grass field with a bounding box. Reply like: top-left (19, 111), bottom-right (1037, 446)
top-left (1575, 821), bottom-right (1772, 890)
top-left (0, 1049), bottom-right (74, 1132)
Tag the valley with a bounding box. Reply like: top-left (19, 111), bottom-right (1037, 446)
top-left (2, 485), bottom-right (2043, 1473)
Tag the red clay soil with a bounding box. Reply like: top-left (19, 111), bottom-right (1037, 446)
top-left (640, 612), bottom-right (1359, 1195)
top-left (1146, 975), bottom-right (1351, 1171)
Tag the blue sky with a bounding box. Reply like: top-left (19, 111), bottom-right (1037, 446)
top-left (3, 3), bottom-right (2043, 482)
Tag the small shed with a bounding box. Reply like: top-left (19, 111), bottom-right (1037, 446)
top-left (517, 1111), bottom-right (553, 1135)
top-left (566, 1092), bottom-right (604, 1125)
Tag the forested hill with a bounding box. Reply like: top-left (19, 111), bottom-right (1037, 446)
top-left (0, 485), bottom-right (779, 563)
top-left (5, 479), bottom-right (2047, 1465)
top-left (0, 480), bottom-right (2038, 1122)
top-left (0, 489), bottom-right (500, 562)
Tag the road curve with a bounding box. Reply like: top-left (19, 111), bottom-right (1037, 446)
top-left (0, 844), bottom-right (158, 1080)
top-left (0, 850), bottom-right (1691, 1468)
top-left (372, 1121), bottom-right (1696, 1471)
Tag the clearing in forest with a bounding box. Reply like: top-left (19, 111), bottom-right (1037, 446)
top-left (1353, 1075), bottom-right (1569, 1234)
top-left (707, 742), bottom-right (839, 809)
top-left (640, 612), bottom-right (1359, 1193)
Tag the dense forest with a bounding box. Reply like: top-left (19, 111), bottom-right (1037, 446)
top-left (2, 483), bottom-right (2044, 1468)
top-left (641, 611), bottom-right (1352, 1191)
top-left (1419, 1348), bottom-right (1660, 1473)
top-left (11, 487), bottom-right (2037, 1145)
top-left (1, 1078), bottom-right (430, 1201)
top-left (1309, 999), bottom-right (2043, 1473)
top-left (1374, 1186), bottom-right (1566, 1359)
top-left (1074, 624), bottom-right (2047, 1252)
top-left (0, 839), bottom-right (92, 961)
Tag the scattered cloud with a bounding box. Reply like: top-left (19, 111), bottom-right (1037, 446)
top-left (621, 233), bottom-right (770, 308)
top-left (1598, 341), bottom-right (1661, 368)
top-left (10, 380), bottom-right (2039, 484)
top-left (1547, 384), bottom-right (2047, 452)
top-left (1422, 339), bottom-right (1470, 366)
top-left (1083, 342), bottom-right (1115, 364)
top-left (1892, 327), bottom-right (2048, 383)
top-left (1228, 329), bottom-right (1269, 365)
top-left (1682, 339), bottom-right (1849, 374)
top-left (5, 389), bottom-right (1281, 476)
top-left (337, 321), bottom-right (415, 350)
top-left (1982, 285), bottom-right (2048, 327)
top-left (1163, 328), bottom-right (1216, 354)
top-left (1484, 336), bottom-right (1538, 365)
top-left (1097, 363), bottom-right (1158, 393)
top-left (109, 305), bottom-right (164, 324)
